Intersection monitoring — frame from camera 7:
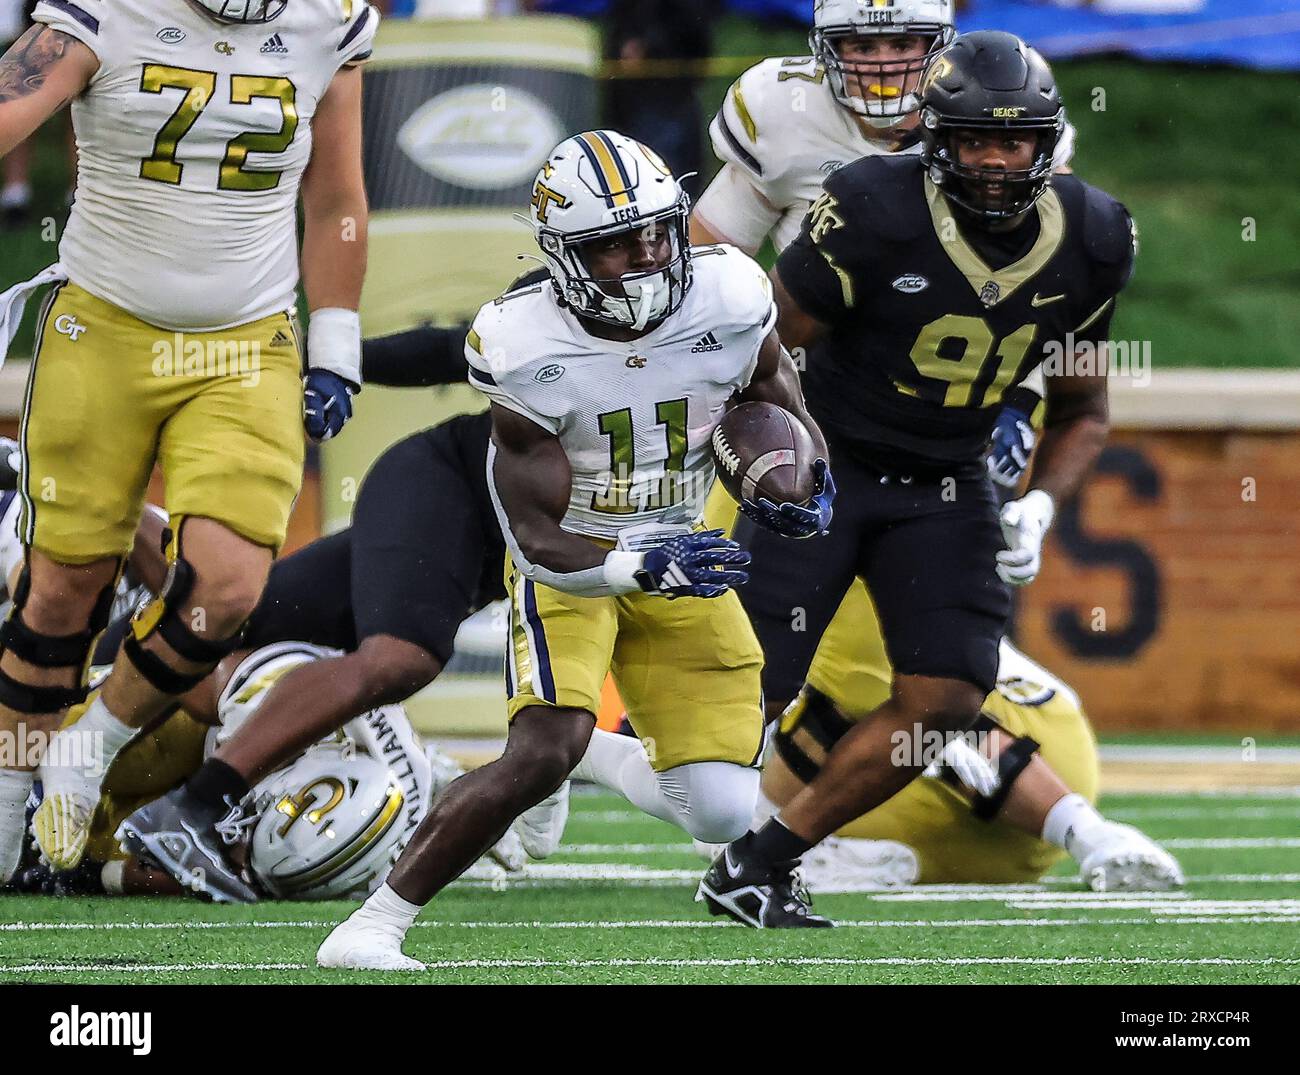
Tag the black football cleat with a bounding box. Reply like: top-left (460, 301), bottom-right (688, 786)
top-left (696, 842), bottom-right (834, 929)
top-left (116, 787), bottom-right (259, 904)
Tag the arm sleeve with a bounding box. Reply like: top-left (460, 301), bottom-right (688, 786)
top-left (31, 0), bottom-right (104, 60)
top-left (693, 164), bottom-right (782, 256)
top-left (361, 325), bottom-right (470, 388)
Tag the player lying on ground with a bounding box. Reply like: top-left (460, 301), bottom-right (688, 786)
top-left (110, 411), bottom-right (565, 901)
top-left (314, 130), bottom-right (835, 970)
top-left (0, 0), bottom-right (376, 884)
top-left (698, 32), bottom-right (1140, 927)
top-left (8, 641), bottom-right (526, 898)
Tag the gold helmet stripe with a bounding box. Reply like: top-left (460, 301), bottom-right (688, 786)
top-left (575, 131), bottom-right (634, 208)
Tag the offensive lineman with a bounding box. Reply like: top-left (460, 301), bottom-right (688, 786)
top-left (316, 130), bottom-right (834, 970)
top-left (699, 33), bottom-right (1140, 926)
top-left (0, 0), bottom-right (375, 883)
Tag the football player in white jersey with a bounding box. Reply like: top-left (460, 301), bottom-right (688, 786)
top-left (12, 641), bottom-right (527, 899)
top-left (317, 130), bottom-right (835, 970)
top-left (0, 0), bottom-right (376, 883)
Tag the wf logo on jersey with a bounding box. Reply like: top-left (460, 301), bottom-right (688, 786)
top-left (808, 191), bottom-right (846, 244)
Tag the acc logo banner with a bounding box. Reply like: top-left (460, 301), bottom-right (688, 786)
top-left (398, 84), bottom-right (562, 191)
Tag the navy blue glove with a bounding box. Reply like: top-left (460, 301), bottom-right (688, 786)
top-left (303, 370), bottom-right (356, 443)
top-left (635, 529), bottom-right (751, 599)
top-left (987, 406), bottom-right (1035, 488)
top-left (740, 457), bottom-right (835, 539)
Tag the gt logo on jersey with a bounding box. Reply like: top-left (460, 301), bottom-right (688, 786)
top-left (215, 41), bottom-right (235, 56)
top-left (54, 314), bottom-right (87, 342)
top-left (808, 191), bottom-right (845, 245)
top-left (531, 181), bottom-right (571, 224)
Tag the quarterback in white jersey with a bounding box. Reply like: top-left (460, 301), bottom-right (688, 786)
top-left (318, 131), bottom-right (836, 970)
top-left (0, 0), bottom-right (374, 885)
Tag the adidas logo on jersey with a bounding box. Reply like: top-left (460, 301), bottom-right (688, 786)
top-left (260, 34), bottom-right (289, 54)
top-left (270, 329), bottom-right (292, 347)
top-left (691, 331), bottom-right (723, 354)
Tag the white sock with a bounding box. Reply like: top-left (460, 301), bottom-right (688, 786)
top-left (0, 767), bottom-right (35, 882)
top-left (101, 859), bottom-right (127, 894)
top-left (1042, 793), bottom-right (1107, 859)
top-left (354, 882), bottom-right (423, 936)
top-left (55, 695), bottom-right (136, 778)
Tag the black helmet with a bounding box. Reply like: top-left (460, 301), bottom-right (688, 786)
top-left (919, 31), bottom-right (1063, 221)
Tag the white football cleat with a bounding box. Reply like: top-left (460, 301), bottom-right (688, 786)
top-left (515, 779), bottom-right (570, 860)
top-left (797, 836), bottom-right (920, 892)
top-left (32, 736), bottom-right (104, 871)
top-left (1080, 822), bottom-right (1184, 892)
top-left (317, 917), bottom-right (426, 972)
top-left (0, 777), bottom-right (33, 885)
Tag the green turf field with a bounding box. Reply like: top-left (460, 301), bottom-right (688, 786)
top-left (1, 782), bottom-right (1297, 985)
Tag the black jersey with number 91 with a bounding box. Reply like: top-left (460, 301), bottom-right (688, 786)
top-left (777, 154), bottom-right (1136, 471)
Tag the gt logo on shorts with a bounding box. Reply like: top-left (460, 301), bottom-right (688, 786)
top-left (54, 314), bottom-right (88, 342)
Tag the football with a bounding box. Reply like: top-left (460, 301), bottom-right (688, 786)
top-left (710, 401), bottom-right (818, 507)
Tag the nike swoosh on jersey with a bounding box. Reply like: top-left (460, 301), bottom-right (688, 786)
top-left (1031, 293), bottom-right (1066, 307)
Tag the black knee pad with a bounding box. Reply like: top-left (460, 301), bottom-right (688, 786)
top-left (123, 519), bottom-right (248, 695)
top-left (0, 555), bottom-right (121, 714)
top-left (935, 713), bottom-right (1040, 821)
top-left (773, 686), bottom-right (856, 786)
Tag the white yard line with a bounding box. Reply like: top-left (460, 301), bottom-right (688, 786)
top-left (556, 836), bottom-right (1300, 855)
top-left (1098, 745), bottom-right (1300, 764)
top-left (1107, 806), bottom-right (1300, 819)
top-left (4, 956), bottom-right (1298, 975)
top-left (5, 908), bottom-right (1299, 935)
top-left (1161, 837), bottom-right (1300, 849)
top-left (561, 843), bottom-right (696, 854)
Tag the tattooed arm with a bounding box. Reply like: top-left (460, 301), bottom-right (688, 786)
top-left (0, 25), bottom-right (98, 159)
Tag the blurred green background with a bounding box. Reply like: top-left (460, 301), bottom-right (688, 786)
top-left (4, 16), bottom-right (1297, 367)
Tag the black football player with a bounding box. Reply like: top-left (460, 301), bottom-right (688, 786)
top-left (699, 30), bottom-right (1136, 927)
